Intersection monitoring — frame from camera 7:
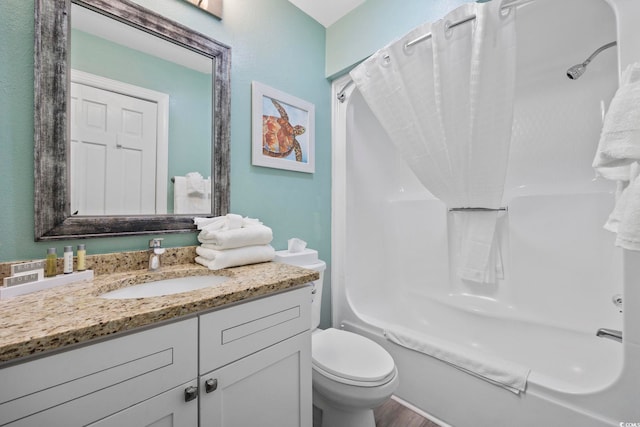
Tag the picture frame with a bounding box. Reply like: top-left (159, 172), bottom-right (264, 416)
top-left (252, 81), bottom-right (315, 173)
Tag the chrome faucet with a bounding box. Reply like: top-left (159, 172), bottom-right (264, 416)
top-left (596, 328), bottom-right (622, 343)
top-left (148, 238), bottom-right (165, 271)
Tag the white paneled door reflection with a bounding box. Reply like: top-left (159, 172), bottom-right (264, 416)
top-left (70, 82), bottom-right (158, 215)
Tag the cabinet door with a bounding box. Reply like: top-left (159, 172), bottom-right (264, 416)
top-left (86, 380), bottom-right (198, 427)
top-left (200, 331), bottom-right (312, 427)
top-left (0, 318), bottom-right (197, 426)
top-left (199, 286), bottom-right (310, 375)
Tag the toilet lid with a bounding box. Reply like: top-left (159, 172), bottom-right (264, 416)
top-left (312, 328), bottom-right (395, 383)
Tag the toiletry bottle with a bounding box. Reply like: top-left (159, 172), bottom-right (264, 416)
top-left (45, 248), bottom-right (57, 277)
top-left (63, 246), bottom-right (73, 274)
top-left (148, 238), bottom-right (165, 271)
top-left (77, 244), bottom-right (86, 272)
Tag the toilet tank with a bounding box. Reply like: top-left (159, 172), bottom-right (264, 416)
top-left (273, 249), bottom-right (326, 330)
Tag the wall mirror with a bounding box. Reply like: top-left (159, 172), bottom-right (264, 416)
top-left (34, 0), bottom-right (230, 240)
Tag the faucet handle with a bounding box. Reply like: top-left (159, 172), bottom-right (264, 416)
top-left (612, 294), bottom-right (622, 306)
top-left (149, 238), bottom-right (164, 249)
top-left (612, 294), bottom-right (623, 313)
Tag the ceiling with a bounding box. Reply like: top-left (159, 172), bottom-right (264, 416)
top-left (287, 0), bottom-right (366, 27)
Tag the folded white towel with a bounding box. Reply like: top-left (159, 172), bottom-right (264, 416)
top-left (593, 62), bottom-right (640, 250)
top-left (385, 327), bottom-right (530, 394)
top-left (198, 225), bottom-right (273, 250)
top-left (195, 245), bottom-right (275, 270)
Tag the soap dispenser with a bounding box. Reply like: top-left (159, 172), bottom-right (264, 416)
top-left (148, 238), bottom-right (165, 271)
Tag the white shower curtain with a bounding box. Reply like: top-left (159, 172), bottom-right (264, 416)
top-left (350, 1), bottom-right (516, 283)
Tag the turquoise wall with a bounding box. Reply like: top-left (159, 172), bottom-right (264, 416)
top-left (0, 0), bottom-right (329, 257)
top-left (0, 0), bottom-right (481, 328)
top-left (71, 29), bottom-right (212, 212)
top-left (325, 0), bottom-right (473, 77)
top-left (0, 0), bottom-right (331, 324)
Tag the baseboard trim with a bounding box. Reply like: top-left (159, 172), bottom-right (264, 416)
top-left (390, 395), bottom-right (453, 427)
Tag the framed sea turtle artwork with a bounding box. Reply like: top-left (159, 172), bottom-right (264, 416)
top-left (251, 81), bottom-right (315, 173)
top-left (184, 0), bottom-right (223, 19)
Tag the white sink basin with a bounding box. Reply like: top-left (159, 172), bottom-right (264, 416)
top-left (100, 275), bottom-right (229, 299)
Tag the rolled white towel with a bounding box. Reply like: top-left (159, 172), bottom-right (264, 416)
top-left (226, 213), bottom-right (244, 230)
top-left (196, 214), bottom-right (264, 233)
top-left (195, 245), bottom-right (275, 270)
top-left (198, 225), bottom-right (273, 250)
top-left (194, 216), bottom-right (225, 229)
top-left (242, 217), bottom-right (263, 227)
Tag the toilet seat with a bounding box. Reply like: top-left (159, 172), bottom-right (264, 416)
top-left (312, 328), bottom-right (396, 387)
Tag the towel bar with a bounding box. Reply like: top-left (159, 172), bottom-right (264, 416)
top-left (448, 207), bottom-right (508, 212)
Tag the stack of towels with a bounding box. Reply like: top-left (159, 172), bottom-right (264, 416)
top-left (193, 214), bottom-right (275, 270)
top-left (593, 62), bottom-right (640, 250)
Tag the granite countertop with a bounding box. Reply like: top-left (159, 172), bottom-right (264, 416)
top-left (0, 261), bottom-right (318, 364)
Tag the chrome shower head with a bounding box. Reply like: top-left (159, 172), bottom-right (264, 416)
top-left (566, 63), bottom-right (587, 80)
top-left (566, 41), bottom-right (617, 80)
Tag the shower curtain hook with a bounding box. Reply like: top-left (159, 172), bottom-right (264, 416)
top-left (444, 20), bottom-right (454, 38)
top-left (500, 1), bottom-right (513, 18)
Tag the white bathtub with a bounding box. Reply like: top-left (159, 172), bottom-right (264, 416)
top-left (331, 0), bottom-right (640, 425)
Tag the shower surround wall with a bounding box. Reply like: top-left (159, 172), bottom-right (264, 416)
top-left (332, 0), bottom-right (640, 425)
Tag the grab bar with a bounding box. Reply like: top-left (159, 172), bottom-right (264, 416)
top-left (596, 328), bottom-right (622, 343)
top-left (448, 207), bottom-right (508, 212)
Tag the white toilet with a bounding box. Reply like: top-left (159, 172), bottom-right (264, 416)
top-left (274, 249), bottom-right (399, 427)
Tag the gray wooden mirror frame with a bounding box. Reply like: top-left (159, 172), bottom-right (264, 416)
top-left (34, 0), bottom-right (231, 241)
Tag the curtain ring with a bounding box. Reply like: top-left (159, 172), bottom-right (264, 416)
top-left (403, 41), bottom-right (415, 56)
top-left (444, 20), bottom-right (454, 38)
top-left (381, 53), bottom-right (392, 67)
top-left (499, 0), bottom-right (513, 18)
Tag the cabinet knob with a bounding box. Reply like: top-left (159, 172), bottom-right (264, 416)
top-left (205, 378), bottom-right (218, 393)
top-left (184, 386), bottom-right (198, 402)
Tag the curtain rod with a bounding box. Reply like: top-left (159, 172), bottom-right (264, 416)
top-left (336, 0), bottom-right (536, 102)
top-left (405, 0), bottom-right (534, 48)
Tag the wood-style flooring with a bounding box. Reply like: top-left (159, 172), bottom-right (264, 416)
top-left (313, 398), bottom-right (441, 427)
top-left (374, 398), bottom-right (441, 427)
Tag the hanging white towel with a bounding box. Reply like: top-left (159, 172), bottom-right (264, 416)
top-left (174, 176), bottom-right (211, 214)
top-left (186, 172), bottom-right (207, 195)
top-left (385, 327), bottom-right (530, 394)
top-left (453, 211), bottom-right (505, 283)
top-left (195, 245), bottom-right (275, 270)
top-left (593, 62), bottom-right (640, 250)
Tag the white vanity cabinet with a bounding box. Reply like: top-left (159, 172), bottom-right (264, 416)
top-left (0, 318), bottom-right (198, 427)
top-left (198, 287), bottom-right (312, 427)
top-left (0, 286), bottom-right (312, 427)
top-left (86, 380), bottom-right (199, 427)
